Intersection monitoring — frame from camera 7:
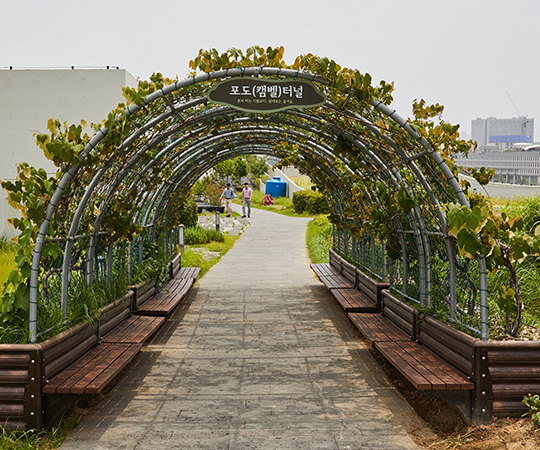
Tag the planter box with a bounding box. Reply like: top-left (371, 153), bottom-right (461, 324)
top-left (0, 291), bottom-right (134, 430)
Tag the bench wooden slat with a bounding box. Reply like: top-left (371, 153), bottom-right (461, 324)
top-left (84, 344), bottom-right (141, 394)
top-left (311, 264), bottom-right (354, 290)
top-left (101, 315), bottom-right (166, 344)
top-left (135, 277), bottom-right (192, 316)
top-left (44, 344), bottom-right (117, 394)
top-left (320, 275), bottom-right (354, 289)
top-left (388, 341), bottom-right (453, 388)
top-left (43, 343), bottom-right (141, 394)
top-left (348, 313), bottom-right (411, 345)
top-left (177, 267), bottom-right (200, 282)
top-left (375, 341), bottom-right (433, 390)
top-left (374, 341), bottom-right (473, 391)
top-left (331, 288), bottom-right (377, 312)
top-left (311, 263), bottom-right (338, 278)
top-left (408, 341), bottom-right (474, 389)
top-left (70, 344), bottom-right (135, 394)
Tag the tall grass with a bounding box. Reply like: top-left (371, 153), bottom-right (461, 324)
top-left (488, 257), bottom-right (540, 329)
top-left (306, 215), bottom-right (332, 264)
top-left (0, 415), bottom-right (79, 449)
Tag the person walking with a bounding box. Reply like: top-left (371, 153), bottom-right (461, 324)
top-left (220, 183), bottom-right (235, 217)
top-left (242, 182), bottom-right (252, 218)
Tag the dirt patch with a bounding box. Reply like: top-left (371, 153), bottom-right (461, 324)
top-left (369, 348), bottom-right (540, 449)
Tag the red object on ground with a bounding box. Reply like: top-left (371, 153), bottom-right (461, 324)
top-left (263, 194), bottom-right (273, 206)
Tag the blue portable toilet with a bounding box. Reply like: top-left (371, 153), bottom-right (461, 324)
top-left (265, 177), bottom-right (287, 198)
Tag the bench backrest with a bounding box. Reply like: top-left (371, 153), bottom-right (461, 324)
top-left (329, 248), bottom-right (342, 273)
top-left (40, 320), bottom-right (99, 380)
top-left (341, 259), bottom-right (357, 286)
top-left (130, 279), bottom-right (157, 309)
top-left (419, 316), bottom-right (475, 377)
top-left (381, 290), bottom-right (418, 339)
top-left (357, 270), bottom-right (389, 312)
top-left (170, 253), bottom-right (181, 279)
top-left (99, 292), bottom-right (133, 339)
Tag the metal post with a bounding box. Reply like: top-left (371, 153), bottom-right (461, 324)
top-left (370, 236), bottom-right (376, 273)
top-left (128, 240), bottom-right (134, 284)
top-left (216, 211), bottom-right (220, 233)
top-left (179, 225), bottom-right (185, 252)
top-left (382, 240), bottom-right (387, 281)
top-left (107, 242), bottom-right (113, 286)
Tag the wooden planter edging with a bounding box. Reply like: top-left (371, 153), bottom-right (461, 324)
top-left (0, 257), bottom-right (197, 431)
top-left (0, 291), bottom-right (134, 430)
top-left (379, 289), bottom-right (540, 424)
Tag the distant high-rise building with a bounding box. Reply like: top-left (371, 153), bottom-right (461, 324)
top-left (471, 116), bottom-right (534, 150)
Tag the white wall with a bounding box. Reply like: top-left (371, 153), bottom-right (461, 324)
top-left (267, 167), bottom-right (304, 198)
top-left (0, 69), bottom-right (136, 238)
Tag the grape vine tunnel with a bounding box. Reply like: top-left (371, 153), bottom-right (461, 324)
top-left (14, 58), bottom-right (486, 343)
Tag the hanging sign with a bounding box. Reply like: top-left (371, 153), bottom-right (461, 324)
top-left (207, 77), bottom-right (326, 113)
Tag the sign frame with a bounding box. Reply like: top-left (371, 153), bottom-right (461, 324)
top-left (207, 77), bottom-right (326, 113)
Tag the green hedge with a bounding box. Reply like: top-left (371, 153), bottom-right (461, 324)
top-left (292, 190), bottom-right (329, 214)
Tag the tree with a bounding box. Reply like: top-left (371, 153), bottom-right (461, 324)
top-left (233, 157), bottom-right (248, 181)
top-left (247, 156), bottom-right (269, 179)
top-left (213, 160), bottom-right (235, 182)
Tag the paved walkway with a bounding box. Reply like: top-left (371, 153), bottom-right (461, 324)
top-left (60, 205), bottom-right (428, 450)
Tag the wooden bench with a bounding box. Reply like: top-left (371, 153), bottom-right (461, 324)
top-left (101, 315), bottom-right (166, 344)
top-left (348, 291), bottom-right (473, 392)
top-left (312, 260), bottom-right (386, 313)
top-left (177, 266), bottom-right (201, 282)
top-left (135, 274), bottom-right (196, 317)
top-left (311, 263), bottom-right (355, 289)
top-left (331, 289), bottom-right (378, 313)
top-left (43, 342), bottom-right (141, 395)
top-left (348, 312), bottom-right (410, 345)
top-left (375, 340), bottom-right (474, 390)
top-left (43, 267), bottom-right (200, 397)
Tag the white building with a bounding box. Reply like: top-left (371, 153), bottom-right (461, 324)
top-left (458, 150), bottom-right (540, 185)
top-left (0, 68), bottom-right (136, 238)
top-left (471, 116), bottom-right (534, 151)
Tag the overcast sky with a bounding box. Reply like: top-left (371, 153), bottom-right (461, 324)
top-left (2, 0), bottom-right (539, 139)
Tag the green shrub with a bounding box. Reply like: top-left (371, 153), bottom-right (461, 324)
top-left (293, 190), bottom-right (329, 214)
top-left (523, 393), bottom-right (540, 429)
top-left (185, 226), bottom-right (224, 245)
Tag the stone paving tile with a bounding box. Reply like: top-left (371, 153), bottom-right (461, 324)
top-left (60, 205), bottom-right (424, 450)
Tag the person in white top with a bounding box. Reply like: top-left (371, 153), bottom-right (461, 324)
top-left (241, 182), bottom-right (252, 218)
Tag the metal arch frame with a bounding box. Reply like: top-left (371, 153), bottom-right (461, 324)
top-left (148, 135), bottom-right (348, 234)
top-left (28, 66), bottom-right (488, 343)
